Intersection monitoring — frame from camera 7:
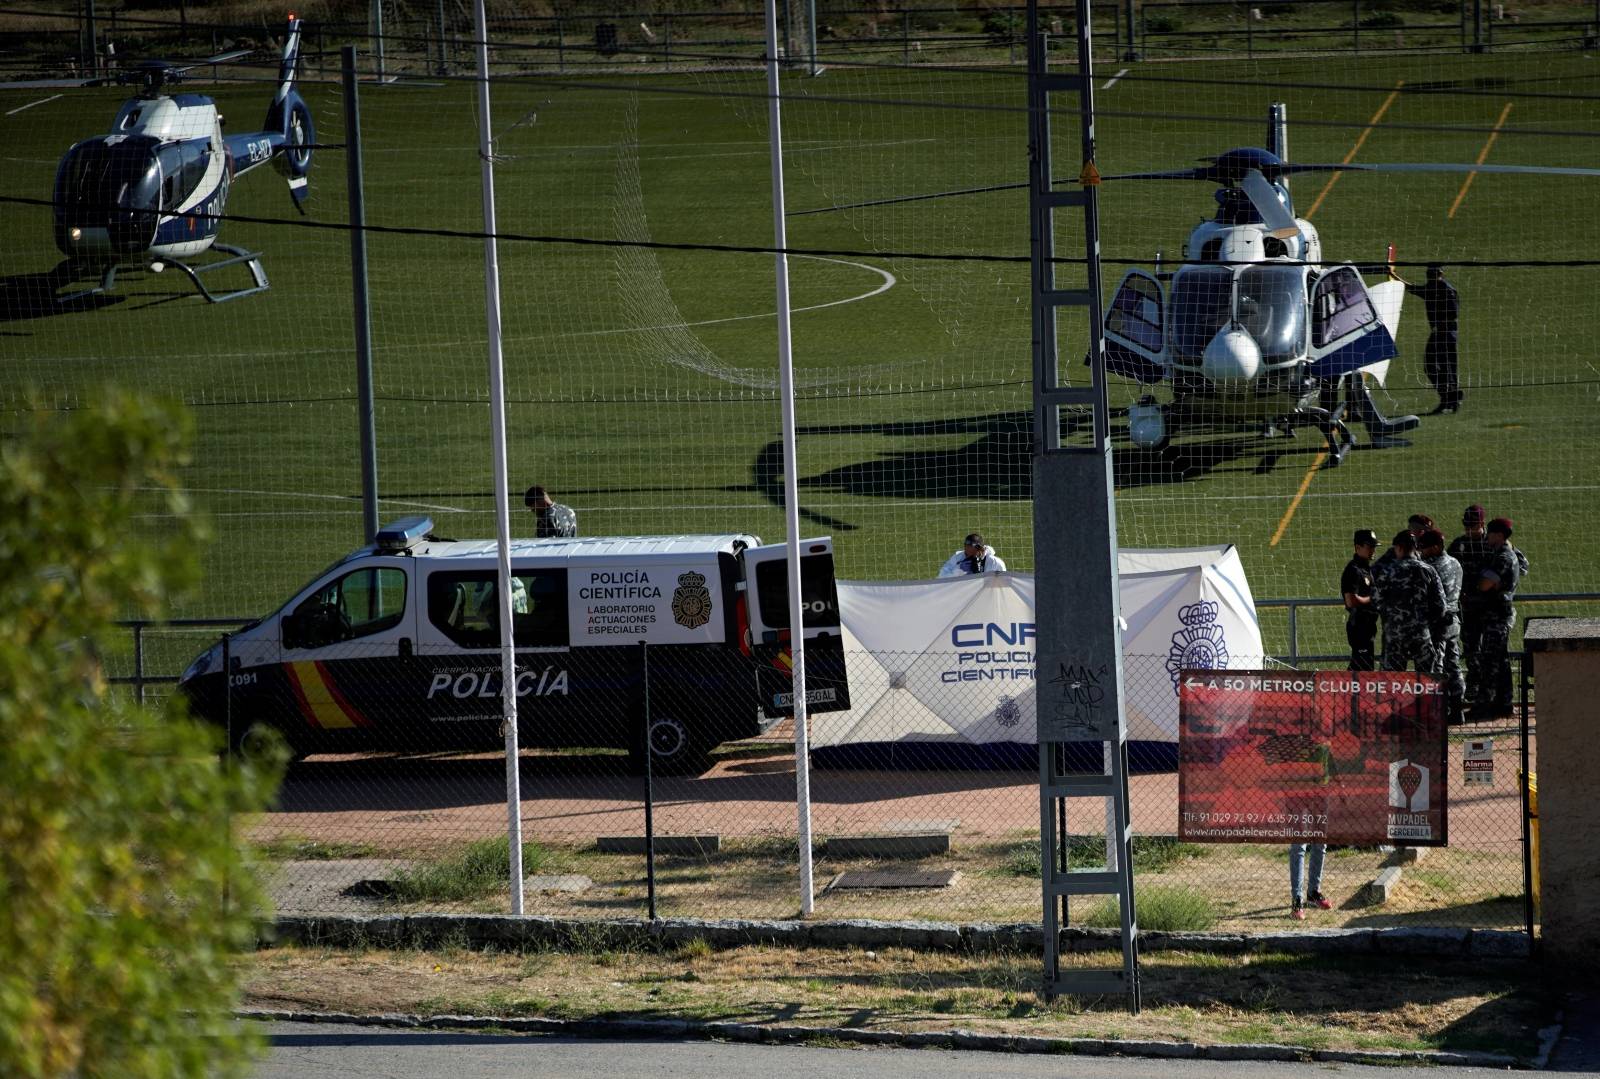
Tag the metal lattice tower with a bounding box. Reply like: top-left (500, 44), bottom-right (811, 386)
top-left (1028, 0), bottom-right (1140, 1010)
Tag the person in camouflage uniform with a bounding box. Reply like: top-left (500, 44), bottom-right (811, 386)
top-left (1419, 528), bottom-right (1465, 723)
top-left (524, 485), bottom-right (578, 539)
top-left (1375, 530), bottom-right (1446, 674)
top-left (1471, 517), bottom-right (1525, 718)
top-left (1450, 504), bottom-right (1493, 708)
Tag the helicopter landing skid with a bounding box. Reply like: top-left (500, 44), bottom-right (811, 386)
top-left (60, 243), bottom-right (270, 305)
top-left (1306, 405), bottom-right (1356, 468)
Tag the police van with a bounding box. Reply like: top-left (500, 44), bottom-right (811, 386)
top-left (178, 517), bottom-right (850, 772)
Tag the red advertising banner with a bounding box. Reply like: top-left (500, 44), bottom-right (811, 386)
top-left (1178, 669), bottom-right (1447, 846)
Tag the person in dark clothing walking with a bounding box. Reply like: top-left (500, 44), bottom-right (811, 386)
top-left (1403, 264), bottom-right (1462, 414)
top-left (1342, 528), bottom-right (1379, 671)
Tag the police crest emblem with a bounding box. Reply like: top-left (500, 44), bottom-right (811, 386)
top-left (671, 571), bottom-right (713, 629)
top-left (1164, 600), bottom-right (1228, 693)
top-left (993, 694), bottom-right (1022, 729)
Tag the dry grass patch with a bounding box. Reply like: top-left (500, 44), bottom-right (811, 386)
top-left (242, 942), bottom-right (1551, 1059)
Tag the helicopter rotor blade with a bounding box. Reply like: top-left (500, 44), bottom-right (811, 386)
top-left (1280, 161), bottom-right (1600, 179)
top-left (170, 48), bottom-right (254, 75)
top-left (1098, 167), bottom-right (1212, 182)
top-left (1239, 168), bottom-right (1301, 239)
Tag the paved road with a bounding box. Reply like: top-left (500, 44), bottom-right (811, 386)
top-left (248, 1021), bottom-right (1538, 1079)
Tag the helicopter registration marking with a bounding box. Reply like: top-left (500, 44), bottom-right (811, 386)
top-left (245, 138), bottom-right (273, 164)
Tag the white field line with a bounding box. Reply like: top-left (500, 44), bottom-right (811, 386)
top-left (563, 254), bottom-right (896, 337)
top-left (5, 93), bottom-right (62, 115)
top-left (125, 483), bottom-right (1600, 518)
top-left (1103, 68), bottom-right (1129, 90)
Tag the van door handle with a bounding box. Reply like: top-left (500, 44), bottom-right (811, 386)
top-left (398, 637), bottom-right (413, 657)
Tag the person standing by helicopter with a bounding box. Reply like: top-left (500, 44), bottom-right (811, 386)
top-left (1401, 264), bottom-right (1463, 415)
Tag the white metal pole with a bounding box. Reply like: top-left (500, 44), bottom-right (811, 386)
top-left (763, 0), bottom-right (814, 915)
top-left (473, 0), bottom-right (524, 916)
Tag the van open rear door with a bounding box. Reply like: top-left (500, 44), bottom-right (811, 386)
top-left (741, 538), bottom-right (852, 718)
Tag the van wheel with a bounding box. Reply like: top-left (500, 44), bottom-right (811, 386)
top-left (629, 716), bottom-right (714, 776)
top-left (228, 721), bottom-right (300, 767)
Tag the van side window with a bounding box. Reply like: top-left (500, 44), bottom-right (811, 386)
top-left (290, 567), bottom-right (407, 648)
top-left (754, 554), bottom-right (840, 629)
top-left (428, 570), bottom-right (568, 649)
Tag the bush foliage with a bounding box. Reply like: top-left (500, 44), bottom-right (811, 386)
top-left (0, 394), bottom-right (280, 1079)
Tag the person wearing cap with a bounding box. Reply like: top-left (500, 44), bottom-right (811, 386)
top-left (1372, 512), bottom-right (1433, 589)
top-left (1374, 530), bottom-right (1446, 674)
top-left (525, 485), bottom-right (577, 539)
top-left (938, 533), bottom-right (1006, 577)
top-left (1341, 528), bottom-right (1380, 671)
top-left (1419, 528), bottom-right (1466, 724)
top-left (1471, 517), bottom-right (1526, 718)
top-left (1450, 504), bottom-right (1493, 706)
top-left (1401, 263), bottom-right (1462, 414)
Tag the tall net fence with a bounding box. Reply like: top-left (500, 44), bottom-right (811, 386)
top-left (0, 1), bottom-right (1582, 931)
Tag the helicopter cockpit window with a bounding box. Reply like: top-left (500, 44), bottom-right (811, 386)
top-left (1311, 268), bottom-right (1378, 347)
top-left (1236, 266), bottom-right (1307, 361)
top-left (1106, 276), bottom-right (1164, 353)
top-left (58, 138), bottom-right (161, 217)
top-left (1169, 268), bottom-right (1233, 359)
top-left (156, 142), bottom-right (211, 212)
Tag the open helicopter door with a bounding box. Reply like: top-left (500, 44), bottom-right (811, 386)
top-left (1102, 270), bottom-right (1168, 383)
top-left (1307, 266), bottom-right (1399, 382)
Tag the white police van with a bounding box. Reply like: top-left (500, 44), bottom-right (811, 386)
top-left (179, 517), bottom-right (849, 772)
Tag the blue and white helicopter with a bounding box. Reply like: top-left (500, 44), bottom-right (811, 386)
top-left (1097, 105), bottom-right (1600, 466)
top-left (52, 15), bottom-right (314, 302)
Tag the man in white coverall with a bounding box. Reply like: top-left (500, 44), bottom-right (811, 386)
top-left (939, 532), bottom-right (1007, 577)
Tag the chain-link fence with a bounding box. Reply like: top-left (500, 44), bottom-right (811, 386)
top-left (9, 1), bottom-right (1588, 946)
top-left (114, 617), bottom-right (1534, 932)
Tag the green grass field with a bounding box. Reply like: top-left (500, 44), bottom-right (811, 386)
top-left (3, 42), bottom-right (1596, 659)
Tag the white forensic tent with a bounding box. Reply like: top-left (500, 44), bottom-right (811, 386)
top-left (813, 545), bottom-right (1264, 748)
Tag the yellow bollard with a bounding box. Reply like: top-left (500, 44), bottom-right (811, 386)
top-left (1522, 770), bottom-right (1540, 917)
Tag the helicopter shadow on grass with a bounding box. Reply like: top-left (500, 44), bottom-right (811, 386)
top-left (747, 409), bottom-right (1311, 530)
top-left (0, 262), bottom-right (128, 325)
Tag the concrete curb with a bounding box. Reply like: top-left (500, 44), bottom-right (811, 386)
top-left (237, 1006), bottom-right (1528, 1069)
top-left (264, 913), bottom-right (1532, 960)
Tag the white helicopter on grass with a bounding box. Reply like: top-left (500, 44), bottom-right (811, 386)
top-left (51, 15), bottom-right (313, 303)
top-left (1098, 104), bottom-right (1600, 466)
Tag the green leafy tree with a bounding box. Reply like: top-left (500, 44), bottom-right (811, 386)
top-left (0, 393), bottom-right (279, 1078)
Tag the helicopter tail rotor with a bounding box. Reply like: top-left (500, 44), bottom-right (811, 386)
top-left (264, 16), bottom-right (313, 212)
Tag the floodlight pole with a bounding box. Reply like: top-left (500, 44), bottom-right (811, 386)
top-left (473, 0), bottom-right (525, 916)
top-left (342, 47), bottom-right (381, 544)
top-left (764, 0), bottom-right (815, 915)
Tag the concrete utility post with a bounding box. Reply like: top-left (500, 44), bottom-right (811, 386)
top-left (1524, 618), bottom-right (1600, 971)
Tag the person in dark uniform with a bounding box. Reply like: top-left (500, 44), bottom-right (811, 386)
top-left (1450, 504), bottom-right (1492, 708)
top-left (1403, 264), bottom-right (1462, 414)
top-left (524, 485), bottom-right (577, 538)
top-left (1472, 517), bottom-right (1525, 719)
top-left (1342, 529), bottom-right (1379, 671)
top-left (1375, 530), bottom-right (1446, 674)
top-left (1419, 528), bottom-right (1465, 724)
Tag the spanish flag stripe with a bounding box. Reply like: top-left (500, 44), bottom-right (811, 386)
top-left (284, 663), bottom-right (321, 730)
top-left (289, 661), bottom-right (357, 729)
top-left (316, 661), bottom-right (369, 728)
